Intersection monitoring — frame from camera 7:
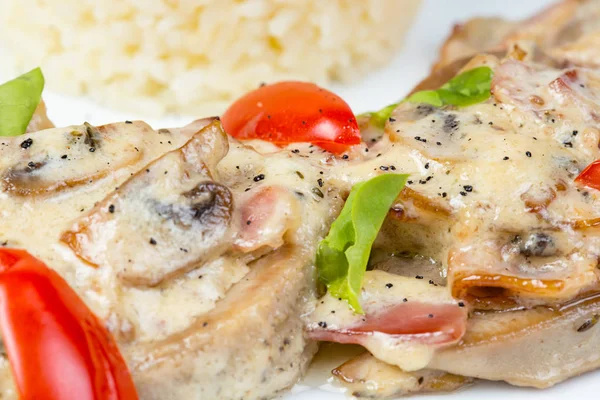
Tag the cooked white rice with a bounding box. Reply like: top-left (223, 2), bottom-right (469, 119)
top-left (0, 0), bottom-right (421, 116)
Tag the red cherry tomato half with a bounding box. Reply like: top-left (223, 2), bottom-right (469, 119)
top-left (222, 81), bottom-right (361, 154)
top-left (0, 249), bottom-right (138, 400)
top-left (576, 160), bottom-right (600, 191)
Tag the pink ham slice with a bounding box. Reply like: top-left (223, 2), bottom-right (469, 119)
top-left (308, 302), bottom-right (466, 346)
top-left (306, 270), bottom-right (468, 371)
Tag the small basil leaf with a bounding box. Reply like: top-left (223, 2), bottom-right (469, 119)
top-left (404, 90), bottom-right (443, 107)
top-left (317, 174), bottom-right (408, 313)
top-left (361, 66), bottom-right (493, 127)
top-left (359, 103), bottom-right (398, 129)
top-left (410, 66), bottom-right (492, 107)
top-left (0, 68), bottom-right (45, 137)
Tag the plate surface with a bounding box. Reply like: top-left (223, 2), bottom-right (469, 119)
top-left (3, 0), bottom-right (600, 399)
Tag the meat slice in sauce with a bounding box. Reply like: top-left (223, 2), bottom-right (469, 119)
top-left (306, 270), bottom-right (468, 371)
top-left (429, 293), bottom-right (600, 388)
top-left (333, 352), bottom-right (473, 399)
top-left (125, 246), bottom-right (318, 400)
top-left (61, 120), bottom-right (233, 287)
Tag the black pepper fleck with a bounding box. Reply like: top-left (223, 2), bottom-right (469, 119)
top-left (61, 154), bottom-right (68, 159)
top-left (385, 283), bottom-right (393, 288)
top-left (149, 238), bottom-right (157, 245)
top-left (253, 174), bottom-right (265, 182)
top-left (415, 275), bottom-right (423, 280)
top-left (526, 151), bottom-right (532, 157)
top-left (503, 156), bottom-right (510, 160)
top-left (108, 204), bottom-right (115, 213)
top-left (317, 321), bottom-right (328, 328)
top-left (463, 185), bottom-right (473, 192)
top-left (20, 138), bottom-right (33, 149)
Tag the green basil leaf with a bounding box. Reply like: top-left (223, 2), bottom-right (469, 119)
top-left (361, 66), bottom-right (493, 128)
top-left (359, 103), bottom-right (398, 129)
top-left (317, 174), bottom-right (408, 313)
top-left (0, 68), bottom-right (45, 137)
top-left (408, 66), bottom-right (492, 107)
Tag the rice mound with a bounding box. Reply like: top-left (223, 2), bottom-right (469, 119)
top-left (0, 0), bottom-right (421, 116)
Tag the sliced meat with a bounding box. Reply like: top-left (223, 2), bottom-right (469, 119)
top-left (125, 246), bottom-right (318, 400)
top-left (430, 293), bottom-right (600, 388)
top-left (333, 352), bottom-right (473, 399)
top-left (306, 270), bottom-right (468, 371)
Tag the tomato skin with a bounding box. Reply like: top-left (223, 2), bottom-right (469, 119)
top-left (0, 249), bottom-right (138, 400)
top-left (222, 81), bottom-right (360, 153)
top-left (575, 160), bottom-right (600, 191)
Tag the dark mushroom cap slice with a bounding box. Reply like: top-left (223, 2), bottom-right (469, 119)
top-left (61, 120), bottom-right (233, 287)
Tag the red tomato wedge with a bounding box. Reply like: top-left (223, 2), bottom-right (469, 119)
top-left (576, 160), bottom-right (600, 191)
top-left (307, 302), bottom-right (467, 346)
top-left (0, 249), bottom-right (138, 400)
top-left (221, 81), bottom-right (361, 153)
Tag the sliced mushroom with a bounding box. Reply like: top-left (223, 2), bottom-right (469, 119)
top-left (1, 122), bottom-right (150, 196)
top-left (430, 293), bottom-right (600, 388)
top-left (306, 270), bottom-right (468, 371)
top-left (387, 103), bottom-right (509, 163)
top-left (448, 231), bottom-right (599, 309)
top-left (333, 352), bottom-right (473, 399)
top-left (61, 120), bottom-right (233, 287)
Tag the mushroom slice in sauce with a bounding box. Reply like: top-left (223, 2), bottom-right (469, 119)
top-left (306, 270), bottom-right (468, 371)
top-left (429, 293), bottom-right (600, 388)
top-left (333, 352), bottom-right (473, 399)
top-left (1, 122), bottom-right (151, 196)
top-left (234, 185), bottom-right (299, 253)
top-left (448, 230), bottom-right (599, 310)
top-left (61, 120), bottom-right (233, 287)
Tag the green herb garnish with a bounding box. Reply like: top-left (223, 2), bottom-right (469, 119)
top-left (0, 68), bottom-right (45, 137)
top-left (362, 66), bottom-right (493, 128)
top-left (317, 174), bottom-right (408, 313)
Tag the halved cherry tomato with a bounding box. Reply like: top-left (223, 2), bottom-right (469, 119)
top-left (0, 249), bottom-right (138, 400)
top-left (222, 81), bottom-right (361, 154)
top-left (575, 160), bottom-right (600, 191)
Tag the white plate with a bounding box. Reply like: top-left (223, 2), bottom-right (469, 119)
top-left (4, 0), bottom-right (600, 398)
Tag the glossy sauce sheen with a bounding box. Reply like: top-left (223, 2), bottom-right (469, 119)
top-left (0, 119), bottom-right (346, 399)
